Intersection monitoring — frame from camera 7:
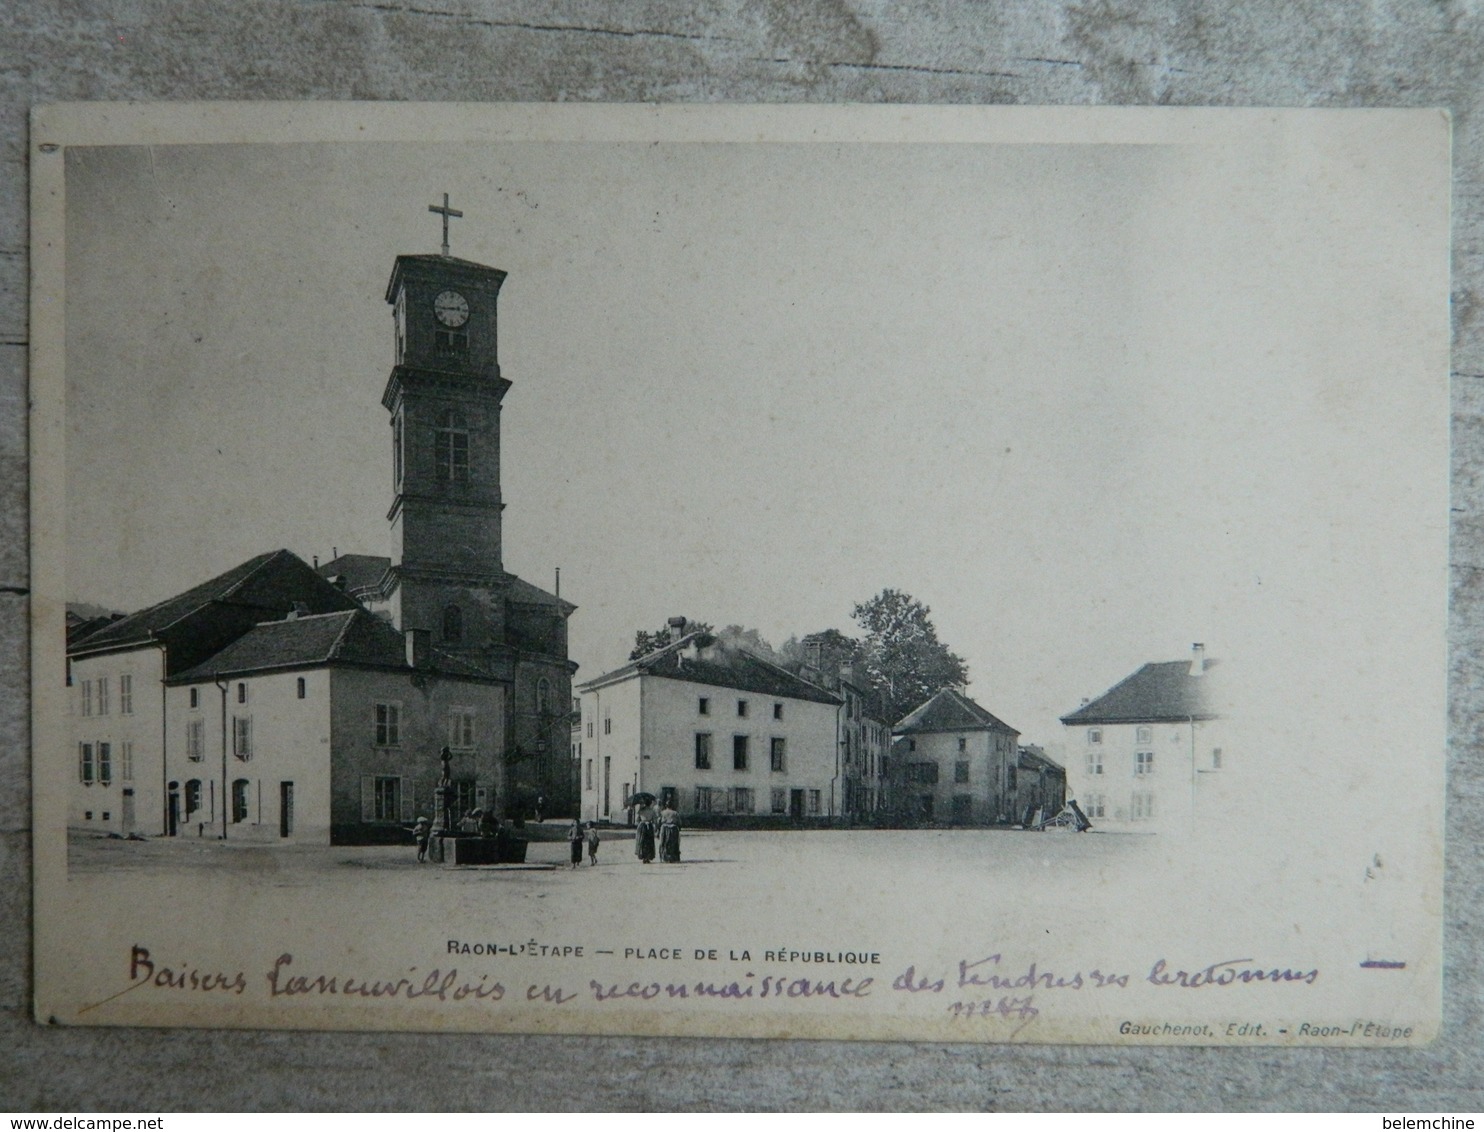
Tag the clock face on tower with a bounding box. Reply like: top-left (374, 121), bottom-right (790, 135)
top-left (433, 290), bottom-right (470, 328)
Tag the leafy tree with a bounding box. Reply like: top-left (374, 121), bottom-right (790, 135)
top-left (714, 624), bottom-right (780, 663)
top-left (778, 628), bottom-right (857, 667)
top-left (630, 620), bottom-right (714, 661)
top-left (629, 621), bottom-right (779, 662)
top-left (850, 589), bottom-right (969, 724)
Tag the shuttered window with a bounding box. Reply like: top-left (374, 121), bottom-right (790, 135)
top-left (233, 716), bottom-right (253, 760)
top-left (361, 775), bottom-right (411, 822)
top-left (449, 708), bottom-right (476, 749)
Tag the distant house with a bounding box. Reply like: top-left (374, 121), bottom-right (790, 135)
top-left (577, 618), bottom-right (842, 825)
top-left (891, 688), bottom-right (1022, 825)
top-left (1012, 744), bottom-right (1068, 826)
top-left (796, 634), bottom-right (892, 822)
top-left (1060, 643), bottom-right (1227, 832)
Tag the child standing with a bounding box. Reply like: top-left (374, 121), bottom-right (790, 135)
top-left (585, 821), bottom-right (600, 866)
top-left (411, 816), bottom-right (431, 863)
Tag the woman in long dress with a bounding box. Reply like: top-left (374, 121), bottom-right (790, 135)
top-left (658, 804), bottom-right (681, 863)
top-left (634, 808), bottom-right (657, 864)
top-left (566, 818), bottom-right (584, 869)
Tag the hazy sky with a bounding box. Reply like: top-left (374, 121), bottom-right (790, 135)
top-left (62, 130), bottom-right (1447, 756)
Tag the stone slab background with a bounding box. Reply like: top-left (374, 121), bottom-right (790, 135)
top-left (0, 0), bottom-right (1480, 1112)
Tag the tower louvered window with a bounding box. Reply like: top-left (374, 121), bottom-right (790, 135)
top-left (435, 410), bottom-right (470, 482)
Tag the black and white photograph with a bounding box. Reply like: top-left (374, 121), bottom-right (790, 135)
top-left (30, 103), bottom-right (1449, 1044)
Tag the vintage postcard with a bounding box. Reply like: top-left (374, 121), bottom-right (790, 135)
top-left (30, 103), bottom-right (1450, 1043)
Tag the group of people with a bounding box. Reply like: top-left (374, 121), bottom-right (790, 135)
top-left (408, 806), bottom-right (510, 863)
top-left (414, 801), bottom-right (681, 869)
top-left (566, 819), bottom-right (601, 868)
top-left (634, 802), bottom-right (681, 864)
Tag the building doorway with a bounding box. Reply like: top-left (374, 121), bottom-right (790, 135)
top-left (279, 781), bottom-right (294, 837)
top-left (789, 789), bottom-right (804, 820)
top-left (121, 788), bottom-right (135, 836)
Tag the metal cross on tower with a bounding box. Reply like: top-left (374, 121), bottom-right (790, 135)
top-left (428, 193), bottom-right (463, 257)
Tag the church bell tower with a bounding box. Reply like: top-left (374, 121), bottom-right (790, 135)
top-left (375, 197), bottom-right (579, 818)
top-left (380, 196), bottom-right (511, 650)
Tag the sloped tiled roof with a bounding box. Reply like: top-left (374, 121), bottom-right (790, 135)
top-left (67, 613), bottom-right (124, 647)
top-left (69, 550), bottom-right (358, 655)
top-left (893, 687), bottom-right (1019, 736)
top-left (317, 553), bottom-right (390, 594)
top-left (168, 608), bottom-right (510, 684)
top-left (1018, 744), bottom-right (1065, 773)
top-left (507, 575), bottom-right (576, 614)
top-left (1060, 659), bottom-right (1220, 725)
top-left (168, 609), bottom-right (403, 681)
top-left (311, 557), bottom-right (574, 614)
top-left (581, 632), bottom-right (841, 706)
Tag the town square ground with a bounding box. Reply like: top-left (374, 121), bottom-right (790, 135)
top-left (50, 820), bottom-right (1422, 1045)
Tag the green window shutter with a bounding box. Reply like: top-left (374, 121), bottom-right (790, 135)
top-left (401, 778), bottom-right (415, 823)
top-left (361, 775), bottom-right (375, 822)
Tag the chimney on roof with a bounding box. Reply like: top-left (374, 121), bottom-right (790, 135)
top-left (667, 616), bottom-right (687, 643)
top-left (803, 636), bottom-right (823, 672)
top-left (405, 628), bottom-right (431, 670)
top-left (313, 555), bottom-right (319, 569)
top-left (1189, 642), bottom-right (1206, 677)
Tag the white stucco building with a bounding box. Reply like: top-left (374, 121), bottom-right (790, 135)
top-left (577, 621), bottom-right (842, 825)
top-left (890, 687), bottom-right (1023, 825)
top-left (1060, 643), bottom-right (1228, 833)
top-left (67, 551), bottom-right (508, 845)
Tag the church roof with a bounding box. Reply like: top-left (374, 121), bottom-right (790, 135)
top-left (310, 556), bottom-right (574, 614)
top-left (69, 550), bottom-right (359, 657)
top-left (166, 607), bottom-right (504, 683)
top-left (893, 687), bottom-right (1019, 736)
top-left (317, 553), bottom-right (390, 595)
top-left (506, 575), bottom-right (576, 614)
top-left (581, 632), bottom-right (841, 706)
top-left (1060, 658), bottom-right (1221, 725)
top-left (384, 254), bottom-right (507, 301)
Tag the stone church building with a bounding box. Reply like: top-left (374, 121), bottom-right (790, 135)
top-left (67, 224), bottom-right (577, 844)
